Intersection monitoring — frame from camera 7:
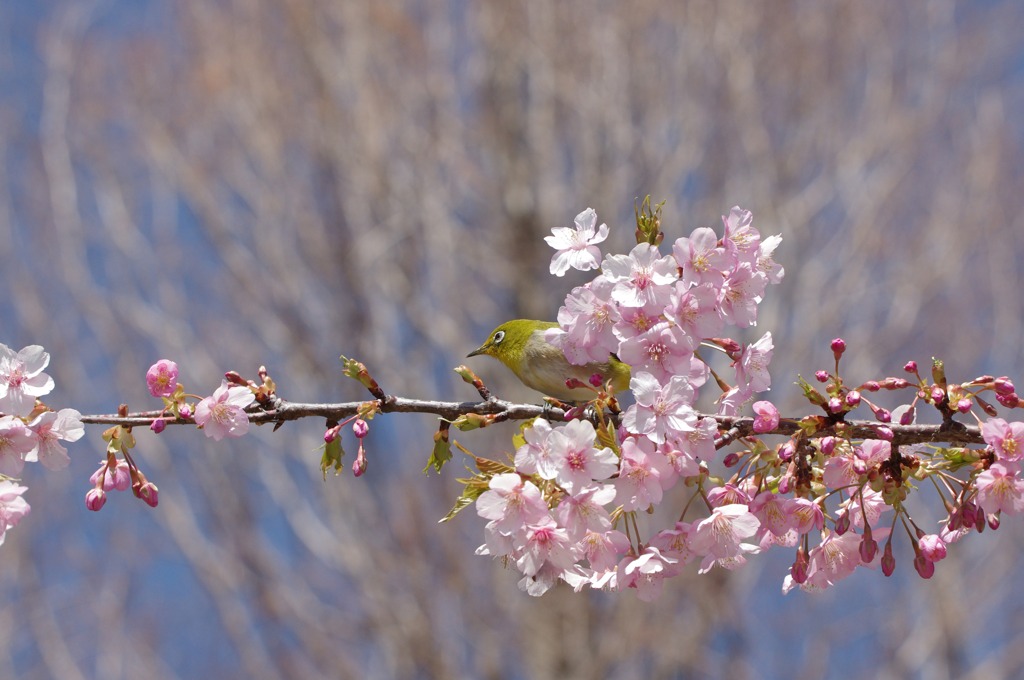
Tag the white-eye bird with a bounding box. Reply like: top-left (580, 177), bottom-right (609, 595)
top-left (467, 319), bottom-right (630, 401)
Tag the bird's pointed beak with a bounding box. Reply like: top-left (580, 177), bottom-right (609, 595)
top-left (467, 346), bottom-right (485, 358)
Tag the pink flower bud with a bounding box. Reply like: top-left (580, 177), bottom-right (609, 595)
top-left (828, 397), bottom-right (843, 414)
top-left (862, 380), bottom-right (880, 392)
top-left (589, 373), bottom-right (604, 388)
top-left (85, 488), bottom-right (106, 512)
top-left (997, 392), bottom-right (1020, 409)
top-left (987, 513), bottom-right (1000, 531)
top-left (834, 511), bottom-right (850, 535)
top-left (820, 436), bottom-right (836, 456)
top-left (881, 542), bottom-right (896, 576)
top-left (873, 426), bottom-right (894, 441)
top-left (139, 482), bottom-right (159, 507)
top-left (918, 534), bottom-right (947, 562)
top-left (872, 406), bottom-right (891, 423)
top-left (903, 361), bottom-right (918, 373)
top-left (814, 370), bottom-right (830, 383)
top-left (899, 406), bottom-right (916, 426)
top-left (352, 418), bottom-right (369, 439)
top-left (995, 377), bottom-right (1015, 395)
top-left (830, 338), bottom-right (846, 358)
top-left (859, 533), bottom-right (878, 562)
top-left (722, 452), bottom-right (740, 468)
top-left (845, 390), bottom-right (861, 407)
top-left (930, 386), bottom-right (946, 405)
top-left (150, 418), bottom-right (167, 434)
top-left (179, 404), bottom-right (192, 419)
top-left (913, 555), bottom-right (935, 579)
top-left (791, 548), bottom-right (809, 584)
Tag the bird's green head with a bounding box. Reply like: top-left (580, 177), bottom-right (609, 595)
top-left (467, 319), bottom-right (553, 371)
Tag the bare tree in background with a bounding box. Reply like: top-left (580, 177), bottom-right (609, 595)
top-left (0, 1), bottom-right (1022, 678)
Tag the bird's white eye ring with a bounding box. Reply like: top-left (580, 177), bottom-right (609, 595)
top-left (493, 330), bottom-right (506, 345)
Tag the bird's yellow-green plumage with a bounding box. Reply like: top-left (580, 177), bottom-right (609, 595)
top-left (467, 319), bottom-right (630, 401)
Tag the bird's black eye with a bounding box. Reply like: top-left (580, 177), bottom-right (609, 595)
top-left (493, 330), bottom-right (505, 345)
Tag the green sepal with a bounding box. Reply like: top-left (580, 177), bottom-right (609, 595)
top-left (424, 425), bottom-right (452, 474)
top-left (320, 437), bottom-right (345, 480)
top-left (796, 375), bottom-right (829, 408)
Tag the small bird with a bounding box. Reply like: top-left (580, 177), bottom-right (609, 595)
top-left (467, 319), bottom-right (630, 401)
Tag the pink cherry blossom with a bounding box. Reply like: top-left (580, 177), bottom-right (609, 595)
top-left (0, 344), bottom-right (55, 417)
top-left (981, 418), bottom-right (1024, 463)
top-left (721, 206), bottom-right (760, 257)
top-left (690, 504), bottom-right (761, 573)
top-left (515, 517), bottom-right (576, 577)
top-left (27, 408), bottom-right (84, 471)
top-left (672, 227), bottom-right (729, 288)
top-left (975, 463), bottom-right (1024, 515)
top-left (757, 234), bottom-right (785, 284)
top-left (0, 480), bottom-right (30, 545)
top-left (0, 415), bottom-right (36, 476)
top-left (618, 546), bottom-right (678, 602)
top-left (623, 372), bottom-right (697, 444)
top-left (718, 262), bottom-right (767, 327)
top-left (665, 283), bottom-right (724, 340)
top-left (845, 488), bottom-right (890, 529)
top-left (579, 529), bottom-right (631, 574)
top-left (750, 491), bottom-right (792, 537)
top-left (548, 278), bottom-right (620, 364)
top-left (602, 243), bottom-right (678, 309)
top-left (751, 400), bottom-right (779, 433)
top-left (736, 332), bottom-right (774, 393)
top-left (146, 359), bottom-right (179, 398)
top-left (615, 436), bottom-right (672, 511)
top-left (513, 418), bottom-right (556, 477)
top-left (476, 473), bottom-right (549, 534)
top-left (545, 208), bottom-right (609, 277)
top-left (194, 381), bottom-right (256, 440)
top-left (616, 322), bottom-right (697, 383)
top-left (556, 484), bottom-right (615, 541)
top-left (547, 419), bottom-right (618, 492)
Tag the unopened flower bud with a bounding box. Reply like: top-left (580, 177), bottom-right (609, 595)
top-left (997, 392), bottom-right (1019, 409)
top-left (957, 398), bottom-right (972, 413)
top-left (845, 390), bottom-right (861, 408)
top-left (136, 481), bottom-right (159, 508)
top-left (589, 373), bottom-right (604, 388)
top-left (791, 548), bottom-right (809, 584)
top-left (150, 418), bottom-right (167, 434)
top-left (352, 418), bottom-right (369, 439)
top-left (913, 555), bottom-right (935, 579)
top-left (918, 534), bottom-right (947, 562)
top-left (820, 436), bottom-right (837, 456)
top-left (815, 370), bottom-right (830, 383)
top-left (987, 513), bottom-right (1000, 531)
top-left (862, 380), bottom-right (880, 392)
top-left (930, 386), bottom-right (946, 405)
top-left (722, 452), bottom-right (740, 468)
top-left (828, 397), bottom-right (843, 414)
top-left (834, 511), bottom-right (850, 535)
top-left (871, 405), bottom-right (891, 423)
top-left (881, 542), bottom-right (896, 576)
top-left (830, 338), bottom-right (846, 359)
top-left (903, 361), bottom-right (918, 373)
top-left (85, 488), bottom-right (106, 512)
top-left (899, 406), bottom-right (916, 426)
top-left (859, 533), bottom-right (878, 562)
top-left (995, 377), bottom-right (1015, 395)
top-left (179, 404), bottom-right (192, 419)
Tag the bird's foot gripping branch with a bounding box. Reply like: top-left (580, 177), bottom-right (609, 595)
top-left (3, 199), bottom-right (1021, 599)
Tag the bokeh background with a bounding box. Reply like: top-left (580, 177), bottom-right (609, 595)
top-left (2, 1), bottom-right (1024, 678)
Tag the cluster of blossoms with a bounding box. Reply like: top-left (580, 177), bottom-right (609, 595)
top-left (87, 359), bottom-right (265, 512)
top-left (472, 204), bottom-right (1024, 598)
top-left (0, 344), bottom-right (84, 544)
